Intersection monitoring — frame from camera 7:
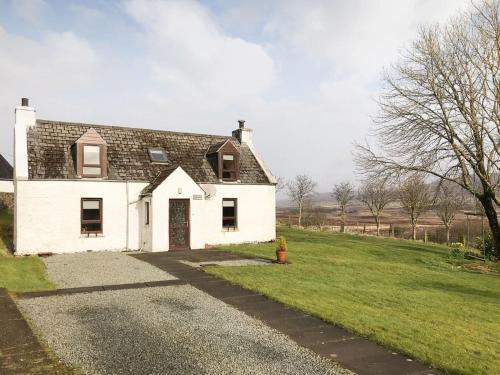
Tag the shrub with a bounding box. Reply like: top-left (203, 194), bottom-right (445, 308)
top-left (276, 236), bottom-right (288, 252)
top-left (449, 247), bottom-right (463, 259)
top-left (474, 233), bottom-right (497, 260)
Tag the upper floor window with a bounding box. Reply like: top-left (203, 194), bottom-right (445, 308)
top-left (75, 128), bottom-right (107, 178)
top-left (206, 140), bottom-right (240, 182)
top-left (148, 148), bottom-right (169, 163)
top-left (222, 154), bottom-right (237, 180)
top-left (83, 145), bottom-right (102, 176)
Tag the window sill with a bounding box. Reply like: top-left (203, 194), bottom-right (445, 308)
top-left (80, 233), bottom-right (104, 238)
top-left (222, 228), bottom-right (239, 232)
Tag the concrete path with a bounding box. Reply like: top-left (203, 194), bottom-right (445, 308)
top-left (0, 288), bottom-right (75, 374)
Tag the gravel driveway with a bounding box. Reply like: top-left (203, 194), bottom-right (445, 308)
top-left (18, 285), bottom-right (348, 375)
top-left (43, 252), bottom-right (176, 288)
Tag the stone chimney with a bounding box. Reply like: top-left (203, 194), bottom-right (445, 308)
top-left (232, 119), bottom-right (253, 145)
top-left (14, 97), bottom-right (36, 180)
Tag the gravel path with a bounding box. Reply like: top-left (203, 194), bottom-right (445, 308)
top-left (18, 285), bottom-right (350, 375)
top-left (43, 252), bottom-right (176, 288)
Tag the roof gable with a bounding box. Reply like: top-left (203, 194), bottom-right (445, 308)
top-left (75, 128), bottom-right (107, 145)
top-left (206, 139), bottom-right (239, 155)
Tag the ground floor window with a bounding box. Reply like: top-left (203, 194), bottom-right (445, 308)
top-left (222, 198), bottom-right (237, 229)
top-left (81, 198), bottom-right (102, 234)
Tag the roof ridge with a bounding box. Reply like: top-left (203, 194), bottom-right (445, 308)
top-left (36, 119), bottom-right (235, 140)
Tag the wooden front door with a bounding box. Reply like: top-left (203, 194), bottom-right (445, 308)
top-left (169, 199), bottom-right (190, 250)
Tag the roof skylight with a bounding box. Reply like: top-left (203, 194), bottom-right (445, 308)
top-left (148, 148), bottom-right (169, 163)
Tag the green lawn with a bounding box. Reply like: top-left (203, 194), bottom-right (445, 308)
top-left (206, 227), bottom-right (500, 375)
top-left (0, 208), bottom-right (55, 292)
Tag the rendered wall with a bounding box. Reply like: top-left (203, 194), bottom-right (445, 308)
top-left (199, 183), bottom-right (276, 247)
top-left (14, 180), bottom-right (147, 255)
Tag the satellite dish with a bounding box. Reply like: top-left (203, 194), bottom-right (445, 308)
top-left (201, 184), bottom-right (216, 199)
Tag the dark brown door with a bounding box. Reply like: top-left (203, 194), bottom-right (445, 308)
top-left (169, 199), bottom-right (190, 250)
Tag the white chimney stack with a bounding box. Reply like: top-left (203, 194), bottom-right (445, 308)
top-left (14, 97), bottom-right (36, 180)
top-left (232, 120), bottom-right (253, 145)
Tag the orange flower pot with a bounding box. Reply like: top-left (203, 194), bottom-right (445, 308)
top-left (276, 250), bottom-right (288, 264)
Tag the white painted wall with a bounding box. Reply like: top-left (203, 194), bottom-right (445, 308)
top-left (14, 170), bottom-right (275, 254)
top-left (14, 180), bottom-right (147, 255)
top-left (0, 180), bottom-right (13, 193)
top-left (199, 183), bottom-right (276, 247)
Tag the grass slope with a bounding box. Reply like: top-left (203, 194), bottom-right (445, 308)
top-left (0, 208), bottom-right (54, 292)
top-left (206, 227), bottom-right (500, 375)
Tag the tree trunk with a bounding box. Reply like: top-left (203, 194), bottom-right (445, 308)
top-left (412, 223), bottom-right (417, 241)
top-left (375, 216), bottom-right (380, 236)
top-left (298, 202), bottom-right (302, 227)
top-left (445, 225), bottom-right (450, 246)
top-left (479, 194), bottom-right (500, 255)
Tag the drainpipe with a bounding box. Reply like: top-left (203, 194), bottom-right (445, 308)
top-left (126, 180), bottom-right (129, 250)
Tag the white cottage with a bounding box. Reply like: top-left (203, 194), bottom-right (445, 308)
top-left (13, 99), bottom-right (276, 254)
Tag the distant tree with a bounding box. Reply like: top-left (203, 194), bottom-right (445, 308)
top-left (287, 175), bottom-right (317, 227)
top-left (435, 182), bottom-right (464, 245)
top-left (275, 176), bottom-right (286, 193)
top-left (358, 178), bottom-right (393, 236)
top-left (355, 0), bottom-right (500, 254)
top-left (398, 175), bottom-right (433, 240)
top-left (332, 182), bottom-right (355, 233)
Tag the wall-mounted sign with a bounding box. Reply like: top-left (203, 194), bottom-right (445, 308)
top-left (193, 194), bottom-right (203, 200)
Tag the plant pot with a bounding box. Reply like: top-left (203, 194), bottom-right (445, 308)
top-left (276, 249), bottom-right (288, 264)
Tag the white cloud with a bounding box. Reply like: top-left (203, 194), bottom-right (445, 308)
top-left (124, 0), bottom-right (276, 107)
top-left (11, 0), bottom-right (48, 25)
top-left (0, 25), bottom-right (99, 162)
top-left (263, 0), bottom-right (470, 79)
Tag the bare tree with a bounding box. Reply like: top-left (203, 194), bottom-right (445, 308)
top-left (275, 176), bottom-right (286, 193)
top-left (287, 175), bottom-right (317, 227)
top-left (358, 178), bottom-right (393, 236)
top-left (398, 176), bottom-right (433, 240)
top-left (435, 182), bottom-right (464, 245)
top-left (355, 0), bottom-right (500, 253)
top-left (332, 182), bottom-right (355, 232)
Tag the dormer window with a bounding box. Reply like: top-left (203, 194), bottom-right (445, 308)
top-left (83, 145), bottom-right (102, 176)
top-left (222, 154), bottom-right (237, 180)
top-left (148, 148), bottom-right (169, 163)
top-left (206, 139), bottom-right (240, 182)
top-left (75, 128), bottom-right (108, 178)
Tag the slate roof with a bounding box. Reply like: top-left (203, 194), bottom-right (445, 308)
top-left (27, 120), bottom-right (271, 184)
top-left (0, 154), bottom-right (13, 180)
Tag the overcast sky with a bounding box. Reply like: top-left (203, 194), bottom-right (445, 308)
top-left (0, 0), bottom-right (470, 190)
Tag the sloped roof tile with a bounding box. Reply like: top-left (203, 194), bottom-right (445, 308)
top-left (27, 120), bottom-right (270, 184)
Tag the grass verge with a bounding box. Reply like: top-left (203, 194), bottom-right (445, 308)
top-left (0, 208), bottom-right (54, 292)
top-left (206, 226), bottom-right (500, 375)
